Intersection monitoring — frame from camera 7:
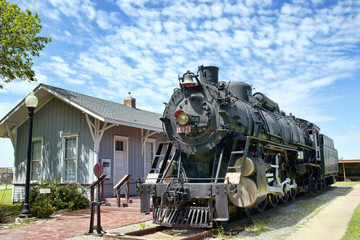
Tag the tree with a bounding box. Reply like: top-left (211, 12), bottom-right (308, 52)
top-left (0, 0), bottom-right (51, 89)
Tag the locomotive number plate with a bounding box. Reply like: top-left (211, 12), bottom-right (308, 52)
top-left (176, 126), bottom-right (191, 133)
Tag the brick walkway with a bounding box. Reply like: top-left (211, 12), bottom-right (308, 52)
top-left (1, 206), bottom-right (152, 240)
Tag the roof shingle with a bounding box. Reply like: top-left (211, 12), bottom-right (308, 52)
top-left (42, 84), bottom-right (163, 131)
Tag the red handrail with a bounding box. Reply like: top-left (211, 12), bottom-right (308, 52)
top-left (113, 174), bottom-right (131, 207)
top-left (87, 174), bottom-right (106, 202)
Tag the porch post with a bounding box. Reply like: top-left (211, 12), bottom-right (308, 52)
top-left (85, 114), bottom-right (115, 179)
top-left (141, 129), bottom-right (157, 156)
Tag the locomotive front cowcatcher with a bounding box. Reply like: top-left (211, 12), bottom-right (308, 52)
top-left (137, 66), bottom-right (338, 228)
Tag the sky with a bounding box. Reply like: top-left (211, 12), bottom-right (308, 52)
top-left (0, 0), bottom-right (359, 167)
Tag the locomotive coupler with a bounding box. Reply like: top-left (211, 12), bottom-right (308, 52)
top-left (163, 185), bottom-right (189, 205)
top-left (174, 186), bottom-right (189, 204)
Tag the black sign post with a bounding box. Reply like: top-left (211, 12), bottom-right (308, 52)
top-left (85, 162), bottom-right (105, 236)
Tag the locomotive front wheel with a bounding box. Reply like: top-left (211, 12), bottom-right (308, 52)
top-left (256, 198), bottom-right (267, 213)
top-left (268, 194), bottom-right (279, 208)
top-left (308, 176), bottom-right (315, 193)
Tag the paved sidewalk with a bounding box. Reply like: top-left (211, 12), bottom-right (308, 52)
top-left (1, 206), bottom-right (152, 240)
top-left (287, 184), bottom-right (360, 240)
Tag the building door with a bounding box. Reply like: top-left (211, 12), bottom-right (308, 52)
top-left (113, 136), bottom-right (128, 194)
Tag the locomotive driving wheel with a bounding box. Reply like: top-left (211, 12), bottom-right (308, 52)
top-left (256, 198), bottom-right (267, 213)
top-left (268, 194), bottom-right (279, 208)
top-left (290, 187), bottom-right (297, 200)
top-left (244, 207), bottom-right (253, 217)
top-left (308, 175), bottom-right (316, 193)
top-left (281, 191), bottom-right (290, 203)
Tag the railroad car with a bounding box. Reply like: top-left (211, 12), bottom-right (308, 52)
top-left (137, 66), bottom-right (338, 228)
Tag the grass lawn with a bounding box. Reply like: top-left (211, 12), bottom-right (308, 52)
top-left (333, 181), bottom-right (360, 239)
top-left (0, 189), bottom-right (12, 203)
top-left (1, 188), bottom-right (22, 223)
top-left (342, 203), bottom-right (360, 240)
top-left (333, 181), bottom-right (360, 187)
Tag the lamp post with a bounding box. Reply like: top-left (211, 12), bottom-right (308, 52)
top-left (19, 91), bottom-right (38, 218)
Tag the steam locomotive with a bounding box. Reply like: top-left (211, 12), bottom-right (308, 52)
top-left (137, 66), bottom-right (338, 228)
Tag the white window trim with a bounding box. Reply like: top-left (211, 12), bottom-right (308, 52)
top-left (113, 135), bottom-right (129, 187)
top-left (31, 137), bottom-right (43, 183)
top-left (61, 133), bottom-right (79, 183)
top-left (144, 138), bottom-right (156, 177)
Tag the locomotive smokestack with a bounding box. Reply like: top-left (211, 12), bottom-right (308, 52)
top-left (199, 66), bottom-right (219, 84)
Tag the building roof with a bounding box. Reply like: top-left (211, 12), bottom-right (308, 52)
top-left (0, 84), bottom-right (163, 138)
top-left (338, 160), bottom-right (360, 164)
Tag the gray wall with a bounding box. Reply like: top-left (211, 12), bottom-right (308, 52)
top-left (14, 97), bottom-right (94, 185)
top-left (99, 126), bottom-right (166, 197)
top-left (13, 96), bottom-right (166, 200)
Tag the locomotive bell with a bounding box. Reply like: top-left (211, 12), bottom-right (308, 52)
top-left (181, 71), bottom-right (196, 87)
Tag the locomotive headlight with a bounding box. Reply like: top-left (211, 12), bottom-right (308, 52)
top-left (174, 110), bottom-right (189, 125)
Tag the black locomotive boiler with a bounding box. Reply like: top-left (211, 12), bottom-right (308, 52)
top-left (137, 66), bottom-right (338, 228)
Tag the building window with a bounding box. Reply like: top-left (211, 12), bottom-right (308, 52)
top-left (63, 135), bottom-right (78, 182)
top-left (31, 139), bottom-right (42, 181)
top-left (144, 139), bottom-right (156, 176)
top-left (115, 140), bottom-right (124, 151)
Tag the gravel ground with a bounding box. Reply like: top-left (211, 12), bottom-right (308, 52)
top-left (67, 220), bottom-right (158, 240)
top-left (221, 186), bottom-right (352, 240)
top-left (67, 186), bottom-right (352, 240)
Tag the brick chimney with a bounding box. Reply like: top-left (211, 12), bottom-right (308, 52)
top-left (124, 92), bottom-right (136, 108)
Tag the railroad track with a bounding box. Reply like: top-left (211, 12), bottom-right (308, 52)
top-left (103, 186), bottom-right (335, 240)
top-left (103, 226), bottom-right (217, 240)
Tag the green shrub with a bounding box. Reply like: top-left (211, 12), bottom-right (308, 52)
top-left (0, 204), bottom-right (6, 223)
top-left (31, 201), bottom-right (56, 218)
top-left (29, 177), bottom-right (89, 218)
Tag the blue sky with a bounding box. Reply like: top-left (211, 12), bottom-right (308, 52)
top-left (1, 0), bottom-right (359, 167)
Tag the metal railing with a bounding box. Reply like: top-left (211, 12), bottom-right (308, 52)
top-left (113, 174), bottom-right (132, 207)
top-left (87, 174), bottom-right (106, 202)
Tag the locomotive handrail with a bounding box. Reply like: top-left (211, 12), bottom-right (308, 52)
top-left (214, 143), bottom-right (226, 183)
top-left (295, 142), bottom-right (316, 150)
top-left (141, 177), bottom-right (228, 181)
top-left (237, 136), bottom-right (299, 151)
top-left (263, 143), bottom-right (298, 152)
top-left (159, 149), bottom-right (179, 183)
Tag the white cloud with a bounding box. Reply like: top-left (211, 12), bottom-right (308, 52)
top-left (96, 10), bottom-right (119, 30)
top-left (65, 78), bottom-right (85, 85)
top-left (46, 57), bottom-right (76, 78)
top-left (0, 80), bottom-right (45, 96)
top-left (51, 56), bottom-right (65, 63)
top-left (8, 0), bottom-right (359, 161)
top-left (48, 0), bottom-right (96, 20)
top-left (210, 2), bottom-right (224, 18)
